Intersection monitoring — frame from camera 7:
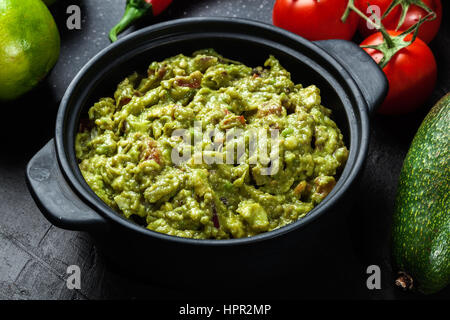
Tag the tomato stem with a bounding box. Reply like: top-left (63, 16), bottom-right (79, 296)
top-left (383, 0), bottom-right (436, 30)
top-left (342, 0), bottom-right (434, 68)
top-left (343, 0), bottom-right (395, 47)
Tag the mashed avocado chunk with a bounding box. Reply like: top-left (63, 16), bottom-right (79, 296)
top-left (75, 49), bottom-right (349, 239)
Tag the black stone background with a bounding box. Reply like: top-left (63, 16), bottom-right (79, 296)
top-left (0, 0), bottom-right (449, 299)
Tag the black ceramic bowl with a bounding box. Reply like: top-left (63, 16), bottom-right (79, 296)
top-left (26, 18), bottom-right (387, 288)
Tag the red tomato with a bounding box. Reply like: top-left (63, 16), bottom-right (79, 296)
top-left (361, 31), bottom-right (437, 114)
top-left (356, 0), bottom-right (442, 43)
top-left (272, 0), bottom-right (359, 41)
top-left (148, 0), bottom-right (173, 16)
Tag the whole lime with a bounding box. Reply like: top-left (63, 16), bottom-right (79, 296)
top-left (0, 0), bottom-right (60, 101)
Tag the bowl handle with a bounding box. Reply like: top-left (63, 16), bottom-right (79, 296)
top-left (26, 140), bottom-right (109, 232)
top-left (315, 39), bottom-right (388, 115)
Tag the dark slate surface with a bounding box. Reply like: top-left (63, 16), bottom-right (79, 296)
top-left (0, 0), bottom-right (449, 300)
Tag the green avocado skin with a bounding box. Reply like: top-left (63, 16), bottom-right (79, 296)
top-left (392, 94), bottom-right (450, 294)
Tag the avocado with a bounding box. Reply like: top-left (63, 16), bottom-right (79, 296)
top-left (392, 94), bottom-right (450, 294)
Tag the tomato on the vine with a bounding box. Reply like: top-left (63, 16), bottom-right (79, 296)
top-left (272, 0), bottom-right (359, 41)
top-left (361, 30), bottom-right (437, 114)
top-left (356, 0), bottom-right (442, 43)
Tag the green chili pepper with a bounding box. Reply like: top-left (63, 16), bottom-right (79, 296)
top-left (109, 0), bottom-right (173, 42)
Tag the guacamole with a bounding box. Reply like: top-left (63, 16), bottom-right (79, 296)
top-left (75, 49), bottom-right (349, 239)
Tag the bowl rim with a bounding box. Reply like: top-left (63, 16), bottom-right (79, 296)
top-left (55, 17), bottom-right (370, 246)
